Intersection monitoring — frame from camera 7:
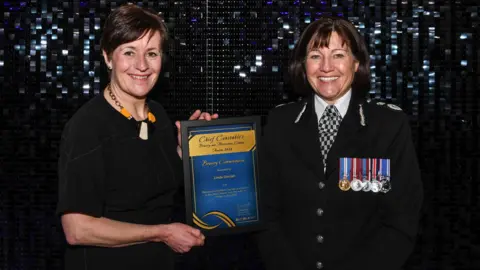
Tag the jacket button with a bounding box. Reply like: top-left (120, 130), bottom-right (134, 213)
top-left (316, 235), bottom-right (324, 243)
top-left (316, 261), bottom-right (324, 269)
top-left (318, 182), bottom-right (325, 189)
top-left (316, 208), bottom-right (324, 216)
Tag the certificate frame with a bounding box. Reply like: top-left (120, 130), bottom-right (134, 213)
top-left (181, 116), bottom-right (262, 235)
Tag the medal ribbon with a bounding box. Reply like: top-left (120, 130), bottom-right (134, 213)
top-left (362, 158), bottom-right (367, 180)
top-left (367, 158), bottom-right (372, 181)
top-left (371, 158), bottom-right (377, 180)
top-left (352, 158), bottom-right (357, 179)
top-left (378, 158), bottom-right (386, 179)
top-left (339, 158), bottom-right (344, 180)
top-left (357, 158), bottom-right (361, 180)
top-left (379, 158), bottom-right (383, 179)
top-left (386, 159), bottom-right (390, 178)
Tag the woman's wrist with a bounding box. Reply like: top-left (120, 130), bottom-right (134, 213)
top-left (150, 224), bottom-right (170, 243)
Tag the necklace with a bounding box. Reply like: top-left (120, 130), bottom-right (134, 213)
top-left (107, 84), bottom-right (156, 140)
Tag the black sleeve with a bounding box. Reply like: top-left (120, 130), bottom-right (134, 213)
top-left (255, 111), bottom-right (301, 269)
top-left (152, 103), bottom-right (185, 222)
top-left (56, 118), bottom-right (105, 217)
top-left (338, 114), bottom-right (423, 270)
top-left (150, 102), bottom-right (183, 186)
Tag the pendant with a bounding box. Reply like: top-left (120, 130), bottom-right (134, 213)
top-left (362, 179), bottom-right (372, 192)
top-left (338, 178), bottom-right (351, 191)
top-left (350, 178), bottom-right (363, 191)
top-left (381, 177), bottom-right (392, 193)
top-left (139, 121), bottom-right (148, 140)
top-left (370, 179), bottom-right (382, 193)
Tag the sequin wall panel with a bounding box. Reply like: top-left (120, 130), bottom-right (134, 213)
top-left (1, 0), bottom-right (479, 269)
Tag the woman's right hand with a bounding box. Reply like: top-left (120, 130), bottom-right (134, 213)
top-left (155, 223), bottom-right (205, 253)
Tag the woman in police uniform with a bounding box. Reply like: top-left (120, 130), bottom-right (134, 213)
top-left (257, 16), bottom-right (423, 270)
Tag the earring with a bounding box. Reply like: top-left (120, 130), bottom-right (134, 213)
top-left (107, 66), bottom-right (112, 70)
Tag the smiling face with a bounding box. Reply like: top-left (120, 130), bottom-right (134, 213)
top-left (103, 30), bottom-right (162, 99)
top-left (305, 31), bottom-right (359, 104)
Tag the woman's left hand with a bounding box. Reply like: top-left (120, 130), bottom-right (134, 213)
top-left (175, 110), bottom-right (219, 158)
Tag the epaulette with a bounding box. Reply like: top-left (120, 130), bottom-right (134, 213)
top-left (366, 99), bottom-right (403, 111)
top-left (275, 101), bottom-right (295, 108)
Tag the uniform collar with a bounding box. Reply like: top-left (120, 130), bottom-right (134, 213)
top-left (314, 89), bottom-right (352, 120)
top-left (295, 89), bottom-right (365, 126)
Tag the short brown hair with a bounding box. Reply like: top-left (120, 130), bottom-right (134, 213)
top-left (100, 3), bottom-right (168, 58)
top-left (289, 16), bottom-right (370, 97)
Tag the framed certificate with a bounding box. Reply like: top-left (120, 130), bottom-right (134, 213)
top-left (180, 116), bottom-right (262, 235)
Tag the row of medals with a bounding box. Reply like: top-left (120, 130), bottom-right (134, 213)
top-left (339, 175), bottom-right (391, 193)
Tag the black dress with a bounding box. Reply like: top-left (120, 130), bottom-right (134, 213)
top-left (256, 92), bottom-right (423, 270)
top-left (57, 94), bottom-right (183, 270)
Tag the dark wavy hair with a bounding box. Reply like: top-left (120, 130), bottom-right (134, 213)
top-left (100, 3), bottom-right (168, 59)
top-left (288, 16), bottom-right (370, 97)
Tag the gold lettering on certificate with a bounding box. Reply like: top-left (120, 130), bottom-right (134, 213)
top-left (189, 130), bottom-right (255, 157)
top-left (202, 159), bottom-right (245, 167)
top-left (198, 134), bottom-right (244, 143)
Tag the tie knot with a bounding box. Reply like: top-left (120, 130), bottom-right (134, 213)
top-left (324, 105), bottom-right (340, 118)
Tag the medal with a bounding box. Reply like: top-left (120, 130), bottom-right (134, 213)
top-left (350, 158), bottom-right (363, 191)
top-left (371, 180), bottom-right (382, 193)
top-left (361, 158), bottom-right (371, 192)
top-left (339, 157), bottom-right (351, 191)
top-left (351, 181), bottom-right (362, 191)
top-left (381, 159), bottom-right (392, 193)
top-left (339, 178), bottom-right (351, 191)
top-left (362, 178), bottom-right (371, 191)
top-left (381, 178), bottom-right (391, 193)
top-left (370, 158), bottom-right (382, 193)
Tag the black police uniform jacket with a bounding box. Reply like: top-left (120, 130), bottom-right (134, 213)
top-left (256, 92), bottom-right (423, 270)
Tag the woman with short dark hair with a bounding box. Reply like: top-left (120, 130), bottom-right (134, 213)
top-left (57, 4), bottom-right (214, 270)
top-left (257, 16), bottom-right (422, 270)
top-left (288, 16), bottom-right (371, 97)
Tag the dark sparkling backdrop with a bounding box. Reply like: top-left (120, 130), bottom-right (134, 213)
top-left (1, 0), bottom-right (479, 269)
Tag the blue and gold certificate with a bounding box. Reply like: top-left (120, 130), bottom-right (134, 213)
top-left (187, 123), bottom-right (259, 231)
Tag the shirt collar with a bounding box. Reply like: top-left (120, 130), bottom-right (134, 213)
top-left (314, 89), bottom-right (352, 120)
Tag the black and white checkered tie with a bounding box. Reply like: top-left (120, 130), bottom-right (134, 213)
top-left (318, 105), bottom-right (342, 167)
